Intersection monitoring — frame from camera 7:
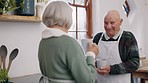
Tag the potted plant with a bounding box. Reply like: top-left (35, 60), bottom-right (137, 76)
top-left (0, 0), bottom-right (24, 15)
top-left (0, 0), bottom-right (22, 14)
top-left (0, 0), bottom-right (4, 14)
top-left (0, 69), bottom-right (9, 83)
top-left (37, 0), bottom-right (48, 3)
top-left (36, 0), bottom-right (48, 17)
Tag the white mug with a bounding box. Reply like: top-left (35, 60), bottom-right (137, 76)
top-left (96, 59), bottom-right (108, 68)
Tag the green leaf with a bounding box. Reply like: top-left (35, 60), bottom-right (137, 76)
top-left (0, 69), bottom-right (9, 81)
top-left (0, 0), bottom-right (24, 14)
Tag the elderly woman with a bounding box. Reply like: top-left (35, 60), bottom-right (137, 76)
top-left (38, 1), bottom-right (99, 83)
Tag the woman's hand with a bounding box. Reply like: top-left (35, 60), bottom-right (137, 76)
top-left (88, 43), bottom-right (99, 55)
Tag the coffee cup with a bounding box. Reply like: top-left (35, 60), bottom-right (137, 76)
top-left (96, 59), bottom-right (108, 68)
top-left (81, 39), bottom-right (92, 53)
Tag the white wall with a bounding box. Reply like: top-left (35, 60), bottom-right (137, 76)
top-left (92, 0), bottom-right (148, 57)
top-left (0, 22), bottom-right (45, 77)
top-left (143, 2), bottom-right (148, 56)
top-left (0, 0), bottom-right (148, 78)
top-left (92, 0), bottom-right (125, 34)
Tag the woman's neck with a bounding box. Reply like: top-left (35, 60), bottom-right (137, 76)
top-left (48, 25), bottom-right (68, 33)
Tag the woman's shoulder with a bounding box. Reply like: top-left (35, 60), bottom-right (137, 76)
top-left (61, 35), bottom-right (81, 47)
top-left (63, 35), bottom-right (78, 43)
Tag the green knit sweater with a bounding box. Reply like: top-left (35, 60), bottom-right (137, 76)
top-left (38, 35), bottom-right (97, 83)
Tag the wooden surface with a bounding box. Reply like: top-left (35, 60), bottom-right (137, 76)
top-left (133, 58), bottom-right (148, 80)
top-left (137, 59), bottom-right (148, 73)
top-left (0, 14), bottom-right (41, 22)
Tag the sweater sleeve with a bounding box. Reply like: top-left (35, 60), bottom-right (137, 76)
top-left (66, 39), bottom-right (97, 83)
top-left (109, 31), bottom-right (140, 75)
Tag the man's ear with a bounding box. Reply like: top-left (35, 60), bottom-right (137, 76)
top-left (120, 19), bottom-right (123, 23)
top-left (119, 19), bottom-right (123, 25)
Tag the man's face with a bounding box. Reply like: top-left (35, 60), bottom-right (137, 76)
top-left (104, 13), bottom-right (122, 38)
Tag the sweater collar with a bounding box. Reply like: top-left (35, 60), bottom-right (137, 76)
top-left (104, 29), bottom-right (123, 40)
top-left (42, 28), bottom-right (68, 39)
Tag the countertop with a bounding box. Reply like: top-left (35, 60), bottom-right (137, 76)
top-left (10, 73), bottom-right (42, 83)
top-left (136, 58), bottom-right (148, 73)
top-left (9, 59), bottom-right (148, 83)
top-left (133, 58), bottom-right (148, 80)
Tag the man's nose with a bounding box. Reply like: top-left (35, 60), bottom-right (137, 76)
top-left (106, 23), bottom-right (112, 29)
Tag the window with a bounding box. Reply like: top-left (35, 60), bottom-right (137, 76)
top-left (68, 0), bottom-right (92, 39)
top-left (46, 0), bottom-right (92, 40)
top-left (68, 7), bottom-right (87, 39)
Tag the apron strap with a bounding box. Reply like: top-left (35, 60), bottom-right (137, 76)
top-left (39, 75), bottom-right (75, 83)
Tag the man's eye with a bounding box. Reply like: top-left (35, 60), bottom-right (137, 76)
top-left (111, 22), bottom-right (115, 24)
top-left (104, 22), bottom-right (108, 25)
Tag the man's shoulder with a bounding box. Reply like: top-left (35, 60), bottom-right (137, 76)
top-left (121, 31), bottom-right (136, 40)
top-left (122, 31), bottom-right (134, 37)
top-left (93, 32), bottom-right (103, 44)
top-left (94, 32), bottom-right (103, 38)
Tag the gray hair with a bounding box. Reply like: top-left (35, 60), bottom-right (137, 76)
top-left (42, 1), bottom-right (73, 29)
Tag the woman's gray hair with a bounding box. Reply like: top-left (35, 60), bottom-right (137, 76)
top-left (42, 1), bottom-right (73, 29)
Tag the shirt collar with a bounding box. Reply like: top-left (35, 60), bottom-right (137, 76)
top-left (42, 28), bottom-right (68, 39)
top-left (104, 29), bottom-right (122, 40)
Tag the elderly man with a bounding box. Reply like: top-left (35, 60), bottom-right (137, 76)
top-left (93, 10), bottom-right (140, 83)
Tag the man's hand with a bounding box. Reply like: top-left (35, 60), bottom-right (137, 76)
top-left (96, 65), bottom-right (111, 75)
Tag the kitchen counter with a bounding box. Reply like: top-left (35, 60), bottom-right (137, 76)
top-left (9, 59), bottom-right (148, 83)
